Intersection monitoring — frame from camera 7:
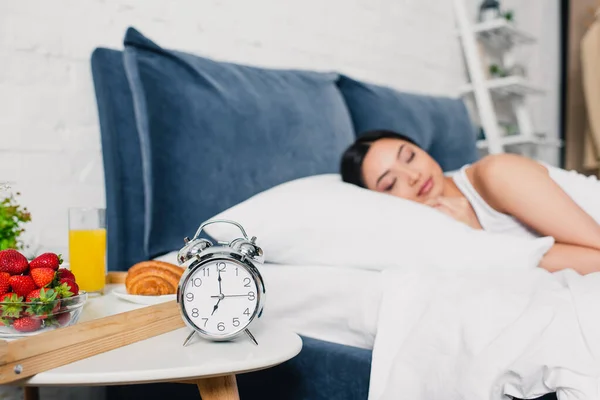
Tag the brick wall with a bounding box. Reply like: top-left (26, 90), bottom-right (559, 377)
top-left (0, 1), bottom-right (559, 399)
top-left (0, 0), bottom-right (558, 260)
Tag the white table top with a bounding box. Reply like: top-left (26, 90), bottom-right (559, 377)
top-left (24, 285), bottom-right (303, 386)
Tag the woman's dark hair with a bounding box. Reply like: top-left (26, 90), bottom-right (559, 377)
top-left (340, 130), bottom-right (418, 188)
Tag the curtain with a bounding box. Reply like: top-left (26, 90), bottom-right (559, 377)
top-left (581, 8), bottom-right (600, 175)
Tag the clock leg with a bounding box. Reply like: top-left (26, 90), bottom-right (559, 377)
top-left (244, 329), bottom-right (258, 345)
top-left (196, 374), bottom-right (240, 400)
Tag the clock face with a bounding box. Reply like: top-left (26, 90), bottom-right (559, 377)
top-left (182, 259), bottom-right (259, 337)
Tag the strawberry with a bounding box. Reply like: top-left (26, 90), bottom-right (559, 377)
top-left (9, 275), bottom-right (37, 298)
top-left (26, 287), bottom-right (56, 302)
top-left (0, 249), bottom-right (29, 275)
top-left (55, 268), bottom-right (76, 282)
top-left (0, 293), bottom-right (24, 318)
top-left (56, 312), bottom-right (71, 326)
top-left (25, 288), bottom-right (59, 319)
top-left (54, 279), bottom-right (79, 297)
top-left (30, 268), bottom-right (55, 288)
top-left (46, 311), bottom-right (71, 327)
top-left (29, 253), bottom-right (62, 271)
top-left (0, 292), bottom-right (19, 302)
top-left (0, 272), bottom-right (10, 296)
top-left (13, 316), bottom-right (42, 332)
top-left (26, 289), bottom-right (42, 302)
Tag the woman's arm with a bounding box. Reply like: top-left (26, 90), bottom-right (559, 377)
top-left (470, 153), bottom-right (600, 250)
top-left (539, 243), bottom-right (600, 275)
top-left (469, 154), bottom-right (600, 274)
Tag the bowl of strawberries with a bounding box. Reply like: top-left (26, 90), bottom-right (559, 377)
top-left (0, 249), bottom-right (87, 337)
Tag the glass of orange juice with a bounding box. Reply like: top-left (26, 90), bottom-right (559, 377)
top-left (68, 207), bottom-right (106, 296)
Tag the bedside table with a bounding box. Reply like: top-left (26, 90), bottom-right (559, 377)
top-left (21, 285), bottom-right (303, 400)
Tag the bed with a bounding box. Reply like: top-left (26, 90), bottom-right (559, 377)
top-left (90, 27), bottom-right (484, 399)
top-left (156, 252), bottom-right (383, 350)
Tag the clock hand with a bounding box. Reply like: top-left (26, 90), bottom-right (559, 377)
top-left (211, 269), bottom-right (224, 316)
top-left (210, 294), bottom-right (250, 298)
top-left (211, 298), bottom-right (222, 315)
top-left (218, 269), bottom-right (223, 295)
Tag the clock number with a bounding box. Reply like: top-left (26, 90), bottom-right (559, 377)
top-left (186, 292), bottom-right (194, 302)
top-left (192, 278), bottom-right (202, 287)
top-left (233, 317), bottom-right (240, 327)
top-left (217, 262), bottom-right (226, 272)
top-left (217, 322), bottom-right (225, 331)
top-left (235, 267), bottom-right (239, 276)
top-left (202, 318), bottom-right (208, 327)
top-left (243, 308), bottom-right (250, 316)
top-left (248, 291), bottom-right (255, 301)
top-left (243, 278), bottom-right (251, 287)
top-left (203, 268), bottom-right (210, 277)
top-left (191, 308), bottom-right (199, 318)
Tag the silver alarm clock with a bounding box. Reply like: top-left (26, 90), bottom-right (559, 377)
top-left (176, 219), bottom-right (265, 347)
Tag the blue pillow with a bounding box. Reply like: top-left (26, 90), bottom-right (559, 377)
top-left (123, 27), bottom-right (355, 258)
top-left (336, 75), bottom-right (479, 172)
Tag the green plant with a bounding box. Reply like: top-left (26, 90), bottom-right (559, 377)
top-left (0, 191), bottom-right (31, 251)
top-left (489, 64), bottom-right (508, 78)
top-left (503, 10), bottom-right (514, 22)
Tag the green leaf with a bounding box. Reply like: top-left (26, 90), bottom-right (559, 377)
top-left (0, 191), bottom-right (31, 251)
top-left (1, 293), bottom-right (24, 318)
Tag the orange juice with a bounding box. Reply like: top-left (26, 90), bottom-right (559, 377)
top-left (68, 228), bottom-right (106, 294)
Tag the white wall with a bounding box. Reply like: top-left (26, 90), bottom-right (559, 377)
top-left (0, 1), bottom-right (560, 399)
top-left (0, 0), bottom-right (558, 260)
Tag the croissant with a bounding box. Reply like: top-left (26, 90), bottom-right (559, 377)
top-left (125, 260), bottom-right (184, 296)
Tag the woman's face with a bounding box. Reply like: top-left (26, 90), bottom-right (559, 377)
top-left (361, 138), bottom-right (445, 204)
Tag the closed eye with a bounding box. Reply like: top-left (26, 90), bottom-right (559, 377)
top-left (384, 178), bottom-right (397, 192)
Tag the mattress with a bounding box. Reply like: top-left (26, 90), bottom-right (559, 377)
top-left (155, 252), bottom-right (383, 350)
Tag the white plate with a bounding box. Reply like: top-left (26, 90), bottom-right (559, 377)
top-left (111, 287), bottom-right (176, 305)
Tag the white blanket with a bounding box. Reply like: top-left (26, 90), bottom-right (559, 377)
top-left (369, 267), bottom-right (600, 400)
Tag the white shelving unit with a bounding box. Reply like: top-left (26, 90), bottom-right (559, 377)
top-left (476, 135), bottom-right (563, 150)
top-left (453, 0), bottom-right (562, 155)
top-left (470, 18), bottom-right (536, 47)
top-left (459, 76), bottom-right (545, 97)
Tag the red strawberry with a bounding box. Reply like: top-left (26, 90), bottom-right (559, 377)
top-left (29, 253), bottom-right (62, 271)
top-left (0, 292), bottom-right (24, 318)
top-left (26, 288), bottom-right (45, 302)
top-left (0, 249), bottom-right (29, 275)
top-left (26, 289), bottom-right (41, 302)
top-left (57, 312), bottom-right (71, 326)
top-left (0, 272), bottom-right (10, 296)
top-left (24, 302), bottom-right (60, 319)
top-left (30, 268), bottom-right (55, 288)
top-left (9, 275), bottom-right (37, 297)
top-left (46, 311), bottom-right (71, 327)
top-left (0, 292), bottom-right (19, 302)
top-left (13, 316), bottom-right (42, 332)
top-left (25, 288), bottom-right (59, 319)
top-left (56, 268), bottom-right (76, 282)
top-left (54, 279), bottom-right (79, 297)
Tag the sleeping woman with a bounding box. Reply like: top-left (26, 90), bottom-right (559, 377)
top-left (340, 130), bottom-right (600, 275)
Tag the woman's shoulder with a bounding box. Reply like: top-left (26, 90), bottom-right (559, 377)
top-left (468, 153), bottom-right (548, 180)
top-left (464, 154), bottom-right (549, 208)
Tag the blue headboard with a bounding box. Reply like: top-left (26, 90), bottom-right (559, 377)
top-left (90, 28), bottom-right (479, 272)
top-left (91, 48), bottom-right (147, 271)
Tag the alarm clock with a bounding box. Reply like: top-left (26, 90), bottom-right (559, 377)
top-left (176, 219), bottom-right (265, 347)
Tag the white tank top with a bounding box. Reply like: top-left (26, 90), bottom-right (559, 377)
top-left (451, 163), bottom-right (600, 239)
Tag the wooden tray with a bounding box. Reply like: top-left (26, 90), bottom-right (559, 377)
top-left (0, 298), bottom-right (185, 384)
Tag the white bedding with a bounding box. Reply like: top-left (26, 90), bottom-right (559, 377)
top-left (155, 252), bottom-right (383, 349)
top-left (370, 267), bottom-right (600, 400)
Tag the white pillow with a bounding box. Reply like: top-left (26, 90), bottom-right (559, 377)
top-left (204, 174), bottom-right (554, 271)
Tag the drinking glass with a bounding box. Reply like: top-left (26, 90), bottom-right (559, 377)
top-left (68, 207), bottom-right (106, 295)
